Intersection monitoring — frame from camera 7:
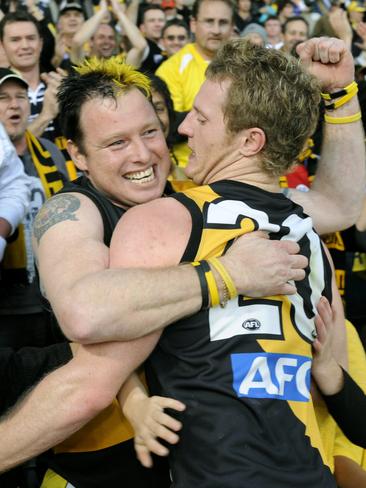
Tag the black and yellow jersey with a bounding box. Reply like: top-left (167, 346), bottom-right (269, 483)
top-left (147, 180), bottom-right (335, 488)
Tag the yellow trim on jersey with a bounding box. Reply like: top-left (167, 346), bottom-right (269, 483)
top-left (180, 183), bottom-right (331, 468)
top-left (54, 398), bottom-right (134, 454)
top-left (41, 469), bottom-right (70, 488)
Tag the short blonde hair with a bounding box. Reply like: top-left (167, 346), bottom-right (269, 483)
top-left (206, 39), bottom-right (321, 176)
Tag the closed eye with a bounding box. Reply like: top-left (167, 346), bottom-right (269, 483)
top-left (143, 128), bottom-right (158, 137)
top-left (109, 139), bottom-right (126, 147)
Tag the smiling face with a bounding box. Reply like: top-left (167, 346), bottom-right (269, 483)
top-left (140, 9), bottom-right (166, 42)
top-left (1, 21), bottom-right (43, 71)
top-left (69, 88), bottom-right (171, 208)
top-left (191, 0), bottom-right (233, 59)
top-left (0, 79), bottom-right (30, 142)
top-left (90, 24), bottom-right (117, 59)
top-left (162, 24), bottom-right (189, 56)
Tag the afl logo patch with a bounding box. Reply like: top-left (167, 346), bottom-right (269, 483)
top-left (242, 318), bottom-right (261, 330)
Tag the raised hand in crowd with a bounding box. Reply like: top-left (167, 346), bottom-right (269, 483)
top-left (28, 68), bottom-right (67, 138)
top-left (328, 8), bottom-right (353, 49)
top-left (355, 21), bottom-right (366, 50)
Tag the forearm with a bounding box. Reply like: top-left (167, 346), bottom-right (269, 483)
top-left (59, 264), bottom-right (202, 343)
top-left (27, 111), bottom-right (54, 138)
top-left (0, 358), bottom-right (101, 473)
top-left (311, 96), bottom-right (365, 234)
top-left (335, 455), bottom-right (366, 487)
top-left (313, 356), bottom-right (344, 396)
top-left (126, 0), bottom-right (140, 26)
top-left (0, 343), bottom-right (72, 414)
top-left (72, 10), bottom-right (105, 47)
top-left (0, 338), bottom-right (154, 473)
top-left (119, 371), bottom-right (149, 420)
top-left (117, 11), bottom-right (147, 51)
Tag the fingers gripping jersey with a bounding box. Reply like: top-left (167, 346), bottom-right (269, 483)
top-left (147, 180), bottom-right (335, 488)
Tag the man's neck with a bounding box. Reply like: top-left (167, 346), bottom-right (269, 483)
top-left (268, 34), bottom-right (282, 44)
top-left (12, 64), bottom-right (41, 91)
top-left (204, 154), bottom-right (280, 193)
top-left (193, 43), bottom-right (215, 61)
top-left (147, 36), bottom-right (162, 47)
top-left (12, 135), bottom-right (27, 156)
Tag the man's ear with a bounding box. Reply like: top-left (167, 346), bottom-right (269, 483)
top-left (67, 140), bottom-right (88, 172)
top-left (238, 127), bottom-right (266, 157)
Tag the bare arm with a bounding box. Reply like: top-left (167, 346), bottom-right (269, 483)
top-left (292, 38), bottom-right (365, 235)
top-left (334, 456), bottom-right (366, 488)
top-left (110, 0), bottom-right (147, 68)
top-left (126, 0), bottom-right (140, 27)
top-left (33, 192), bottom-right (307, 343)
top-left (27, 70), bottom-right (65, 137)
top-left (0, 337), bottom-right (157, 473)
top-left (70, 0), bottom-right (109, 64)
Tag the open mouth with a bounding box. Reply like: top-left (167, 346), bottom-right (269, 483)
top-left (124, 167), bottom-right (155, 184)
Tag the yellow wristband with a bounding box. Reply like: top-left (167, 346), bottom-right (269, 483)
top-left (324, 112), bottom-right (362, 124)
top-left (321, 81), bottom-right (358, 101)
top-left (207, 257), bottom-right (237, 300)
top-left (205, 268), bottom-right (220, 307)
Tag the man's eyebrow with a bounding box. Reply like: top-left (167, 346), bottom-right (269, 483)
top-left (193, 105), bottom-right (209, 119)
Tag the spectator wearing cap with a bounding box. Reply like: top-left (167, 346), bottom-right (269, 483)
top-left (0, 10), bottom-right (66, 146)
top-left (0, 66), bottom-right (68, 346)
top-left (52, 0), bottom-right (86, 68)
top-left (161, 19), bottom-right (190, 56)
top-left (241, 22), bottom-right (268, 45)
top-left (264, 15), bottom-right (284, 48)
top-left (71, 0), bottom-right (147, 68)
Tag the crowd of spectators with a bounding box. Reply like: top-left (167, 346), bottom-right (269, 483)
top-left (0, 0), bottom-right (366, 487)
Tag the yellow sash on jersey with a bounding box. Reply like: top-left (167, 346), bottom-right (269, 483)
top-left (25, 131), bottom-right (64, 198)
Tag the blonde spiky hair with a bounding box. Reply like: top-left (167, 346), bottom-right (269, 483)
top-left (74, 55), bottom-right (151, 97)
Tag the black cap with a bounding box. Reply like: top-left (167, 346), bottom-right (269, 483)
top-left (0, 68), bottom-right (28, 89)
top-left (59, 0), bottom-right (84, 16)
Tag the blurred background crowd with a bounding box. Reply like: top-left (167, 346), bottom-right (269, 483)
top-left (1, 0), bottom-right (366, 486)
